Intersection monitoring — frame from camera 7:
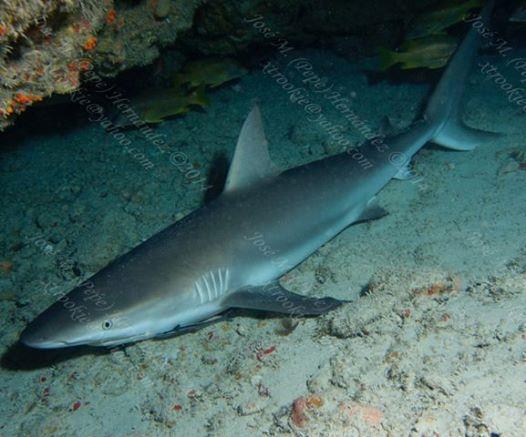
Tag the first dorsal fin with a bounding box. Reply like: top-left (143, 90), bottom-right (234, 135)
top-left (224, 105), bottom-right (278, 193)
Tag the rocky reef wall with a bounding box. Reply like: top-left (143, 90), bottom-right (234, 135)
top-left (0, 0), bottom-right (204, 131)
top-left (0, 0), bottom-right (439, 131)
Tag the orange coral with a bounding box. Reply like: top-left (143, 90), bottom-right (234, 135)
top-left (83, 36), bottom-right (97, 51)
top-left (5, 93), bottom-right (44, 116)
top-left (68, 59), bottom-right (91, 72)
top-left (106, 9), bottom-right (117, 25)
top-left (306, 394), bottom-right (324, 408)
top-left (13, 93), bottom-right (42, 105)
top-left (0, 24), bottom-right (7, 37)
top-left (79, 59), bottom-right (92, 71)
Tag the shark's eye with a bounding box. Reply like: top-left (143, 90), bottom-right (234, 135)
top-left (102, 320), bottom-right (113, 330)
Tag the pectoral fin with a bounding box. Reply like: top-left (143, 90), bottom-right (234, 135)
top-left (223, 282), bottom-right (347, 316)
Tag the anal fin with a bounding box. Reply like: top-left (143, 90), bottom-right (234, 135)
top-left (355, 197), bottom-right (389, 223)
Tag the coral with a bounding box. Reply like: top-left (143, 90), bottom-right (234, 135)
top-left (82, 36), bottom-right (97, 51)
top-left (105, 9), bottom-right (116, 25)
top-left (0, 0), bottom-right (108, 128)
top-left (0, 0), bottom-right (206, 131)
top-left (0, 0), bottom-right (456, 131)
top-left (290, 394), bottom-right (325, 428)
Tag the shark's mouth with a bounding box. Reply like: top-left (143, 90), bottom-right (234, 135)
top-left (22, 340), bottom-right (69, 349)
top-left (89, 332), bottom-right (154, 348)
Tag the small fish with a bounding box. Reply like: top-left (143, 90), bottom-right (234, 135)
top-left (378, 35), bottom-right (458, 70)
top-left (407, 0), bottom-right (483, 39)
top-left (114, 84), bottom-right (209, 126)
top-left (142, 84), bottom-right (209, 123)
top-left (173, 57), bottom-right (247, 89)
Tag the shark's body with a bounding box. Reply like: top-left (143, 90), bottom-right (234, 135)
top-left (21, 1), bottom-right (497, 349)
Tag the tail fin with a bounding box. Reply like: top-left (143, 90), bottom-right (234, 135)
top-left (189, 84), bottom-right (209, 108)
top-left (378, 48), bottom-right (400, 71)
top-left (432, 118), bottom-right (500, 150)
top-left (425, 0), bottom-right (499, 150)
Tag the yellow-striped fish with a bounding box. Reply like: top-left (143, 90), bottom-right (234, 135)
top-left (378, 35), bottom-right (458, 70)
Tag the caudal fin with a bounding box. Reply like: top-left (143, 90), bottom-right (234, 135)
top-left (432, 117), bottom-right (501, 151)
top-left (378, 48), bottom-right (400, 71)
top-left (189, 84), bottom-right (210, 108)
top-left (424, 0), bottom-right (498, 150)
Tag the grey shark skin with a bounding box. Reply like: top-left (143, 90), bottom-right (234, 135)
top-left (20, 1), bottom-right (497, 349)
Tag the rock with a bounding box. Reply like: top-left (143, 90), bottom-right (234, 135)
top-left (237, 400), bottom-right (267, 416)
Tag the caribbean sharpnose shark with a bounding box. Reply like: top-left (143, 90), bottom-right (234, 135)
top-left (20, 0), bottom-right (497, 349)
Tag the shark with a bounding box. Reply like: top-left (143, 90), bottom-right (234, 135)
top-left (20, 0), bottom-right (497, 349)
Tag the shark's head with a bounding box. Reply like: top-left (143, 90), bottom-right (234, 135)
top-left (20, 281), bottom-right (161, 349)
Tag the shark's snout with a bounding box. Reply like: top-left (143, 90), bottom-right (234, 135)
top-left (19, 288), bottom-right (154, 349)
top-left (19, 298), bottom-right (93, 349)
top-left (20, 322), bottom-right (68, 349)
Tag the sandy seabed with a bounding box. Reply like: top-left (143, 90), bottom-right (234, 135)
top-left (0, 48), bottom-right (525, 436)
